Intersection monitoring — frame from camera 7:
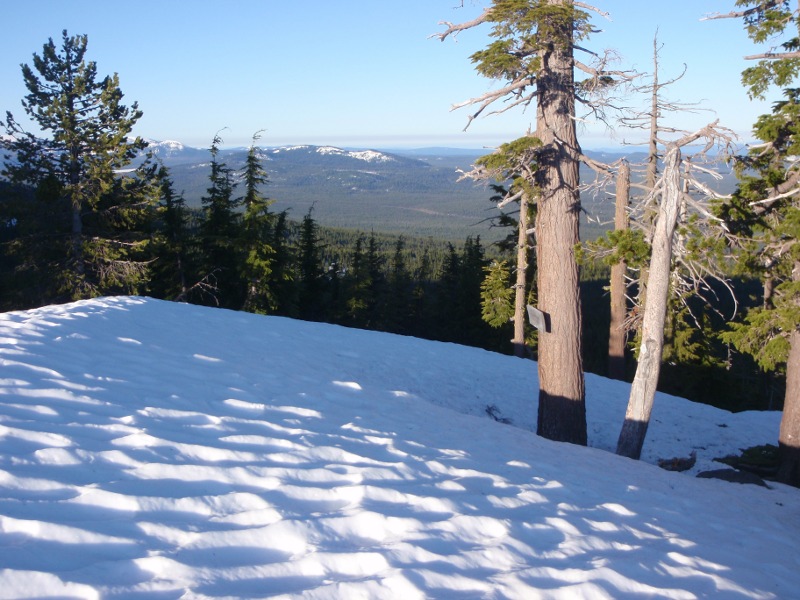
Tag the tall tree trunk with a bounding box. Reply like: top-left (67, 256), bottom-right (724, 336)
top-left (777, 264), bottom-right (800, 486)
top-left (535, 1), bottom-right (587, 445)
top-left (608, 159), bottom-right (630, 380)
top-left (512, 193), bottom-right (530, 358)
top-left (616, 145), bottom-right (681, 459)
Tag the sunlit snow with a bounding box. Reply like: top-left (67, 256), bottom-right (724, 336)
top-left (315, 146), bottom-right (394, 163)
top-left (0, 296), bottom-right (796, 598)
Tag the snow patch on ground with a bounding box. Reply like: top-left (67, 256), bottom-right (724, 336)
top-left (0, 296), bottom-right (796, 598)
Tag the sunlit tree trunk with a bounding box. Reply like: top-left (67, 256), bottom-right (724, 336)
top-left (778, 266), bottom-right (800, 485)
top-left (608, 160), bottom-right (630, 380)
top-left (512, 193), bottom-right (530, 358)
top-left (617, 145), bottom-right (681, 459)
top-left (534, 4), bottom-right (586, 445)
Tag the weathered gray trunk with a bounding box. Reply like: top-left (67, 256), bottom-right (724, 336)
top-left (616, 145), bottom-right (682, 459)
top-left (534, 0), bottom-right (586, 445)
top-left (512, 194), bottom-right (530, 358)
top-left (608, 160), bottom-right (630, 380)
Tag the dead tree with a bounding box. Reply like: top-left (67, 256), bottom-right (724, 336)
top-left (608, 159), bottom-right (630, 379)
top-left (617, 123), bottom-right (734, 460)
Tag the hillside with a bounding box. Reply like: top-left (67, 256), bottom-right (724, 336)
top-left (0, 297), bottom-right (796, 598)
top-left (147, 141), bottom-right (738, 242)
top-left (149, 142), bottom-right (497, 241)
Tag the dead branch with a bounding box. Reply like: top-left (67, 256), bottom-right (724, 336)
top-left (744, 50), bottom-right (800, 60)
top-left (702, 1), bottom-right (783, 22)
top-left (750, 184), bottom-right (800, 206)
top-left (450, 79), bottom-right (534, 130)
top-left (433, 7), bottom-right (492, 42)
top-left (575, 1), bottom-right (611, 20)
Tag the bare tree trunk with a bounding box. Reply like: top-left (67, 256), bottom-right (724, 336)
top-left (535, 3), bottom-right (587, 445)
top-left (635, 37), bottom-right (662, 327)
top-left (512, 193), bottom-right (530, 358)
top-left (777, 264), bottom-right (800, 486)
top-left (617, 145), bottom-right (682, 459)
top-left (608, 160), bottom-right (630, 380)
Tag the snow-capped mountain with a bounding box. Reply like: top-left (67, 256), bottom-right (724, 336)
top-left (142, 139), bottom-right (209, 163)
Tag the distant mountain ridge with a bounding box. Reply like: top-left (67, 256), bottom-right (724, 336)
top-left (135, 140), bottom-right (734, 241)
top-left (141, 141), bottom-right (501, 240)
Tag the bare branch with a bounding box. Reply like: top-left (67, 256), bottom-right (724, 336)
top-left (743, 50), bottom-right (800, 60)
top-left (432, 7), bottom-right (492, 42)
top-left (451, 79), bottom-right (536, 130)
top-left (701, 1), bottom-right (783, 22)
top-left (575, 1), bottom-right (611, 20)
top-left (498, 190), bottom-right (524, 209)
top-left (750, 184), bottom-right (800, 206)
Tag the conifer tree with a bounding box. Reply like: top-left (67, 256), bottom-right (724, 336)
top-left (268, 211), bottom-right (296, 315)
top-left (386, 236), bottom-right (413, 334)
top-left (435, 243), bottom-right (463, 341)
top-left (481, 260), bottom-right (515, 329)
top-left (149, 165), bottom-right (191, 300)
top-left (711, 1), bottom-right (800, 485)
top-left (436, 1), bottom-right (632, 444)
top-left (296, 207), bottom-right (326, 320)
top-left (2, 30), bottom-right (154, 302)
top-left (464, 135), bottom-right (540, 357)
top-left (344, 234), bottom-right (371, 326)
top-left (0, 175), bottom-right (69, 307)
top-left (239, 132), bottom-right (276, 314)
top-left (199, 133), bottom-right (241, 308)
top-left (365, 232), bottom-right (387, 328)
top-left (410, 248), bottom-right (435, 339)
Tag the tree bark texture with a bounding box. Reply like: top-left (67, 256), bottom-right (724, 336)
top-left (777, 310), bottom-right (800, 486)
top-left (512, 194), bottom-right (530, 358)
top-left (608, 160), bottom-right (630, 380)
top-left (617, 146), bottom-right (682, 459)
top-left (534, 0), bottom-right (587, 445)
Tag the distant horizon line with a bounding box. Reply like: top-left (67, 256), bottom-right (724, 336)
top-left (139, 137), bottom-right (647, 155)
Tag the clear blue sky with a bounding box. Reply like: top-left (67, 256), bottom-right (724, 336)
top-left (0, 1), bottom-right (776, 150)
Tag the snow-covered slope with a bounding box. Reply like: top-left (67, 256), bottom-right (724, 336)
top-left (0, 297), bottom-right (796, 598)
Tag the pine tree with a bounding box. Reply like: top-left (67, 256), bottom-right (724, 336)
top-left (712, 1), bottom-right (800, 486)
top-left (0, 175), bottom-right (70, 307)
top-left (199, 133), bottom-right (241, 308)
top-left (481, 259), bottom-right (515, 329)
top-left (296, 207), bottom-right (326, 320)
top-left (2, 30), bottom-right (154, 302)
top-left (385, 236), bottom-right (413, 334)
top-left (436, 1), bottom-right (631, 444)
top-left (718, 89), bottom-right (800, 484)
top-left (345, 234), bottom-right (370, 326)
top-left (149, 165), bottom-right (191, 301)
top-left (365, 232), bottom-right (387, 328)
top-left (434, 243), bottom-right (463, 342)
top-left (239, 133), bottom-right (276, 314)
top-left (410, 248), bottom-right (435, 339)
top-left (459, 236), bottom-right (492, 347)
top-left (268, 211), bottom-right (296, 315)
top-left (466, 135), bottom-right (540, 357)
